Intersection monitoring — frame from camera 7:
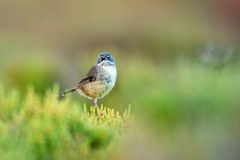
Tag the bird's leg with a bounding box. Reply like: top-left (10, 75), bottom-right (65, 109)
top-left (92, 99), bottom-right (104, 116)
top-left (92, 99), bottom-right (99, 109)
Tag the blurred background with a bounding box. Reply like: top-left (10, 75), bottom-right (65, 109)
top-left (0, 0), bottom-right (240, 159)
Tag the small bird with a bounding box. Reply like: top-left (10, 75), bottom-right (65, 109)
top-left (59, 52), bottom-right (117, 109)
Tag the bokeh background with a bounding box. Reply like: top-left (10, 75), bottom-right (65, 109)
top-left (1, 0), bottom-right (240, 159)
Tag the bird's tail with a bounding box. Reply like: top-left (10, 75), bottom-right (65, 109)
top-left (59, 88), bottom-right (76, 96)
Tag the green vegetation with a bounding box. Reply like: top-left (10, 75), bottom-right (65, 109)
top-left (1, 60), bottom-right (240, 160)
top-left (1, 59), bottom-right (240, 159)
top-left (114, 60), bottom-right (240, 160)
top-left (0, 85), bottom-right (133, 160)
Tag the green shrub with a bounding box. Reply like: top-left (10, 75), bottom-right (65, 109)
top-left (0, 84), bottom-right (133, 160)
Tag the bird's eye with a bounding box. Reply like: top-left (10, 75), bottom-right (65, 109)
top-left (101, 57), bottom-right (105, 61)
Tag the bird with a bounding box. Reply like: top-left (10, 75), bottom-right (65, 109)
top-left (59, 52), bottom-right (117, 109)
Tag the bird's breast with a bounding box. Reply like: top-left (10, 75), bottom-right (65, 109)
top-left (99, 66), bottom-right (117, 84)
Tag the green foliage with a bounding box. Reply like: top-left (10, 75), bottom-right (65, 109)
top-left (115, 61), bottom-right (240, 160)
top-left (4, 62), bottom-right (56, 96)
top-left (0, 84), bottom-right (133, 160)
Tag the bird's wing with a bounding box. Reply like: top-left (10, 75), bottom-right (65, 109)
top-left (78, 66), bottom-right (99, 86)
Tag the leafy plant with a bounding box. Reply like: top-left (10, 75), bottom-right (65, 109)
top-left (0, 84), bottom-right (133, 160)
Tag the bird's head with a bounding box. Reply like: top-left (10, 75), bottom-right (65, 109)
top-left (96, 52), bottom-right (115, 66)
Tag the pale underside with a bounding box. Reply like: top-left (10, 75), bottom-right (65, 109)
top-left (76, 80), bottom-right (114, 100)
